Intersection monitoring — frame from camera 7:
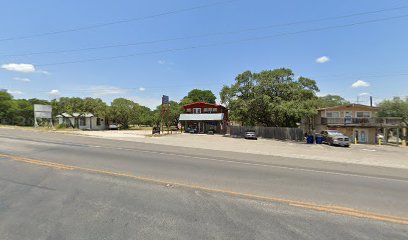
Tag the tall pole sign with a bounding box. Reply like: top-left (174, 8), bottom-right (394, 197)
top-left (161, 95), bottom-right (170, 134)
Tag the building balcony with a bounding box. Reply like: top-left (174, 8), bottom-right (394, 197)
top-left (320, 117), bottom-right (403, 127)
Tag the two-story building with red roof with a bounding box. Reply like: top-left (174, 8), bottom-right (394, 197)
top-left (179, 102), bottom-right (228, 134)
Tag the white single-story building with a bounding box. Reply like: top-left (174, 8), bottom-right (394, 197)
top-left (56, 112), bottom-right (106, 130)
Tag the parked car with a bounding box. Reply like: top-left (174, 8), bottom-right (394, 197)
top-left (152, 126), bottom-right (160, 134)
top-left (109, 124), bottom-right (119, 130)
top-left (321, 130), bottom-right (350, 147)
top-left (244, 130), bottom-right (257, 140)
top-left (188, 127), bottom-right (198, 134)
top-left (207, 129), bottom-right (215, 135)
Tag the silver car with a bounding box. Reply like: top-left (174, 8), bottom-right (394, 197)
top-left (321, 130), bottom-right (350, 147)
top-left (244, 130), bottom-right (257, 140)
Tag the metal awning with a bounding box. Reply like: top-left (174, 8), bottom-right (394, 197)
top-left (179, 113), bottom-right (224, 121)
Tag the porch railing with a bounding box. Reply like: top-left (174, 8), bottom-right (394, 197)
top-left (321, 117), bottom-right (402, 126)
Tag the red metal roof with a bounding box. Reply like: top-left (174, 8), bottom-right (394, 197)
top-left (181, 102), bottom-right (227, 109)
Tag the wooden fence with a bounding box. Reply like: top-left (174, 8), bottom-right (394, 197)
top-left (227, 126), bottom-right (304, 141)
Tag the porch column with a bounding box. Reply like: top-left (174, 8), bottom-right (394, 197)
top-left (384, 128), bottom-right (389, 144)
top-left (396, 128), bottom-right (400, 145)
top-left (402, 127), bottom-right (407, 146)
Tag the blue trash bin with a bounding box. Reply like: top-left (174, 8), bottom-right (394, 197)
top-left (316, 135), bottom-right (323, 144)
top-left (306, 135), bottom-right (314, 144)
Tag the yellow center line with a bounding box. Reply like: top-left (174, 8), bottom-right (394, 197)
top-left (289, 203), bottom-right (408, 225)
top-left (1, 152), bottom-right (407, 225)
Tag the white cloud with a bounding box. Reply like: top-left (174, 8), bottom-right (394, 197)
top-left (157, 60), bottom-right (175, 65)
top-left (352, 80), bottom-right (370, 88)
top-left (1, 63), bottom-right (35, 73)
top-left (7, 90), bottom-right (23, 95)
top-left (316, 56), bottom-right (330, 64)
top-left (316, 92), bottom-right (338, 97)
top-left (13, 77), bottom-right (31, 82)
top-left (88, 85), bottom-right (128, 97)
top-left (48, 89), bottom-right (60, 96)
top-left (139, 87), bottom-right (145, 92)
top-left (358, 92), bottom-right (370, 96)
top-left (37, 70), bottom-right (50, 75)
top-left (1, 63), bottom-right (50, 74)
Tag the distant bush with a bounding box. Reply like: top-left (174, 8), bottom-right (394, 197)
top-left (56, 123), bottom-right (69, 129)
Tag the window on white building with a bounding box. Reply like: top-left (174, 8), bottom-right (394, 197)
top-left (80, 117), bottom-right (86, 126)
top-left (326, 112), bottom-right (340, 118)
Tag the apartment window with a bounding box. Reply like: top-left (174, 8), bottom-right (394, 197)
top-left (79, 117), bottom-right (86, 126)
top-left (212, 108), bottom-right (218, 112)
top-left (193, 108), bottom-right (201, 114)
top-left (186, 108), bottom-right (191, 113)
top-left (356, 112), bottom-right (370, 118)
top-left (326, 112), bottom-right (340, 118)
top-left (203, 108), bottom-right (209, 113)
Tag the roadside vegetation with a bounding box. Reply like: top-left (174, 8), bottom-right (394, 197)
top-left (1, 68), bottom-right (406, 129)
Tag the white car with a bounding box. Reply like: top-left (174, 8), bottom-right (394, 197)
top-left (109, 124), bottom-right (119, 130)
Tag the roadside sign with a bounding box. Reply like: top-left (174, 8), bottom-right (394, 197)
top-left (34, 104), bottom-right (52, 118)
top-left (162, 95), bottom-right (169, 104)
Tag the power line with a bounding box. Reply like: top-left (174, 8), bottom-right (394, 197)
top-left (2, 5), bottom-right (408, 57)
top-left (0, 0), bottom-right (238, 42)
top-left (36, 13), bottom-right (408, 67)
top-left (22, 82), bottom-right (224, 94)
top-left (21, 71), bottom-right (408, 94)
top-left (314, 72), bottom-right (408, 80)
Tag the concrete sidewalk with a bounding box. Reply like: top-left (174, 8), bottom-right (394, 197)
top-left (53, 129), bottom-right (408, 169)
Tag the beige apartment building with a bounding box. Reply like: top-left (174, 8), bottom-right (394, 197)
top-left (302, 104), bottom-right (404, 144)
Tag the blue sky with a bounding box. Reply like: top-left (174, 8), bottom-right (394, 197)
top-left (1, 0), bottom-right (407, 109)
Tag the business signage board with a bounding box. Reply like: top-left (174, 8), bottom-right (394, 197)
top-left (34, 104), bottom-right (52, 118)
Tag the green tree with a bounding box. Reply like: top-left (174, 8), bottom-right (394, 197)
top-left (0, 91), bottom-right (17, 124)
top-left (183, 89), bottom-right (216, 104)
top-left (109, 98), bottom-right (140, 129)
top-left (139, 106), bottom-right (154, 126)
top-left (378, 97), bottom-right (408, 125)
top-left (82, 97), bottom-right (108, 117)
top-left (220, 68), bottom-right (319, 127)
top-left (153, 100), bottom-right (183, 128)
top-left (316, 95), bottom-right (350, 108)
top-left (57, 97), bottom-right (85, 114)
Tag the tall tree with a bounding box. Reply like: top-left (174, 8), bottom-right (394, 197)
top-left (109, 98), bottom-right (140, 129)
top-left (82, 97), bottom-right (108, 117)
top-left (0, 91), bottom-right (17, 124)
top-left (153, 101), bottom-right (183, 127)
top-left (57, 97), bottom-right (85, 114)
top-left (378, 97), bottom-right (408, 125)
top-left (183, 89), bottom-right (216, 104)
top-left (316, 95), bottom-right (350, 108)
top-left (220, 68), bottom-right (319, 127)
top-left (139, 106), bottom-right (154, 126)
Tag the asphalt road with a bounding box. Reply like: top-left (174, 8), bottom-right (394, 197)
top-left (1, 128), bottom-right (408, 239)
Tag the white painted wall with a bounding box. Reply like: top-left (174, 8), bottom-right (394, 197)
top-left (57, 116), bottom-right (106, 130)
